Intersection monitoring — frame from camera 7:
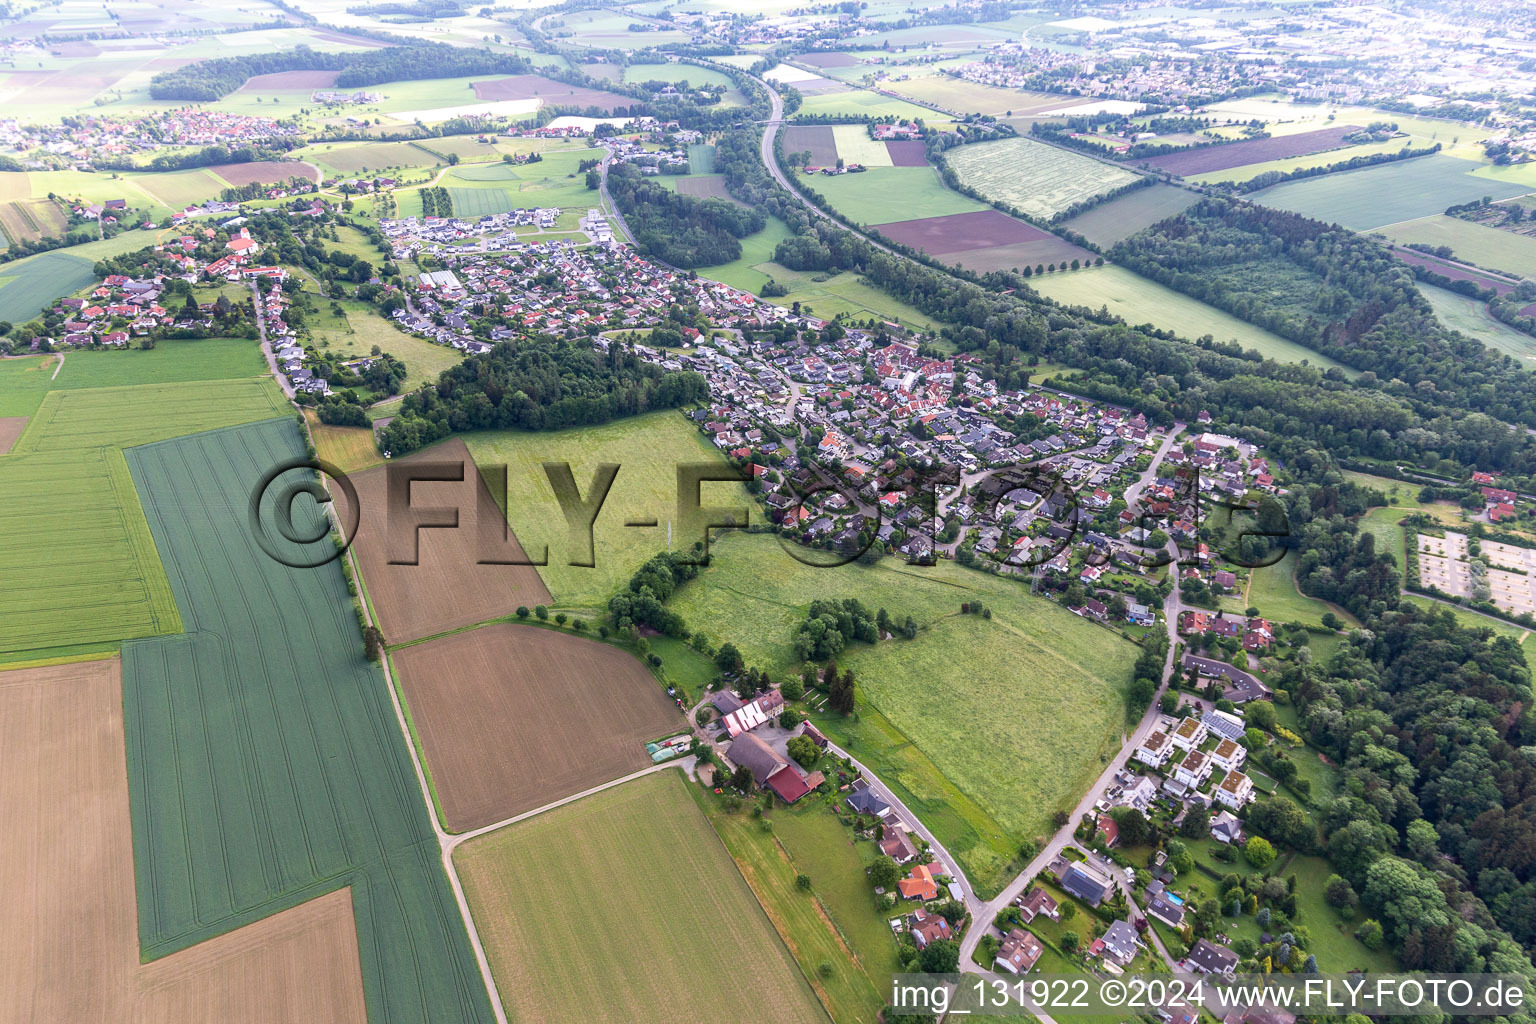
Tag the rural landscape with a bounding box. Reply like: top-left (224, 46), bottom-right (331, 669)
top-left (6, 0), bottom-right (1536, 1023)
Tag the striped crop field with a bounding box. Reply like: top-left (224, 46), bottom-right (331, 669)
top-left (0, 446), bottom-right (182, 660)
top-left (122, 418), bottom-right (492, 1023)
top-left (11, 377), bottom-right (287, 453)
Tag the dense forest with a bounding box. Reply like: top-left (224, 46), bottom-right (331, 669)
top-left (147, 41), bottom-right (535, 101)
top-left (607, 170), bottom-right (765, 268)
top-left (376, 336), bottom-right (708, 454)
top-left (1258, 483), bottom-right (1536, 972)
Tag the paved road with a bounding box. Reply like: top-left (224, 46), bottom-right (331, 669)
top-left (958, 427), bottom-right (1186, 972)
top-left (250, 279), bottom-right (296, 400)
top-left (597, 149), bottom-right (638, 246)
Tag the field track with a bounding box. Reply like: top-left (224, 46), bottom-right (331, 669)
top-left (335, 436), bottom-right (552, 644)
top-left (0, 657), bottom-right (369, 1023)
top-left (392, 623), bottom-right (682, 831)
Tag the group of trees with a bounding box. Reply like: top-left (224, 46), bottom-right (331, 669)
top-left (607, 171), bottom-right (766, 268)
top-left (790, 597), bottom-right (882, 661)
top-left (417, 186), bottom-right (453, 219)
top-left (608, 550), bottom-right (706, 637)
top-left (377, 336), bottom-right (709, 454)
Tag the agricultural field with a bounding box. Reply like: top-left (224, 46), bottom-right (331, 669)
top-left (1417, 283), bottom-right (1536, 366)
top-left (0, 337), bottom-right (266, 418)
top-left (667, 532), bottom-right (1137, 892)
top-left (873, 209), bottom-right (1093, 272)
top-left (447, 185), bottom-right (518, 217)
top-left (886, 75), bottom-right (1059, 116)
top-left (1029, 265), bottom-right (1352, 371)
top-left (1376, 212), bottom-right (1536, 279)
top-left (122, 418), bottom-right (492, 1022)
top-left (335, 436), bottom-right (551, 644)
top-left (807, 166), bottom-right (984, 225)
top-left (1061, 183), bottom-right (1200, 248)
top-left (0, 197), bottom-right (69, 246)
top-left (1392, 247), bottom-right (1516, 295)
top-left (945, 137), bottom-right (1139, 220)
top-left (0, 447), bottom-right (181, 661)
top-left (831, 124), bottom-right (893, 167)
top-left (702, 793), bottom-right (895, 1024)
top-left (411, 135), bottom-right (504, 163)
top-left (305, 409), bottom-right (383, 475)
top-left (463, 408), bottom-right (753, 607)
top-left (454, 770), bottom-right (827, 1024)
top-left (0, 416), bottom-right (25, 454)
top-left (0, 658), bottom-right (370, 1023)
top-left (471, 73), bottom-right (634, 112)
top-left (794, 88), bottom-right (936, 121)
top-left (391, 624), bottom-right (681, 831)
top-left (1139, 125), bottom-right (1362, 176)
top-left (1250, 154), bottom-right (1533, 231)
top-left (0, 248), bottom-right (97, 324)
top-left (11, 377), bottom-right (287, 454)
top-left (782, 125), bottom-right (840, 167)
top-left (293, 140), bottom-right (446, 178)
top-left (134, 167), bottom-right (228, 209)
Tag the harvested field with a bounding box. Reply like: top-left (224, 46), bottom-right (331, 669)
top-left (0, 658), bottom-right (369, 1024)
top-left (209, 159), bottom-right (319, 186)
top-left (831, 124), bottom-right (891, 167)
top-left (123, 419), bottom-right (492, 1022)
top-left (886, 140), bottom-right (928, 166)
top-left (797, 50), bottom-right (858, 67)
top-left (790, 75), bottom-right (850, 95)
top-left (946, 136), bottom-right (1139, 220)
top-left (1140, 125), bottom-right (1362, 176)
top-left (888, 76), bottom-right (1059, 116)
top-left (392, 624), bottom-right (681, 830)
top-left (455, 770), bottom-right (827, 1024)
top-left (136, 168), bottom-right (226, 209)
top-left (1061, 182), bottom-right (1199, 248)
top-left (874, 208), bottom-right (1054, 254)
top-left (1392, 247), bottom-right (1516, 295)
top-left (472, 73), bottom-right (633, 112)
top-left (781, 124), bottom-right (838, 167)
top-left (0, 415), bottom-right (25, 453)
top-left (240, 69), bottom-right (339, 90)
top-left (950, 237), bottom-right (1093, 272)
top-left (673, 174), bottom-right (746, 207)
top-left (335, 436), bottom-right (551, 644)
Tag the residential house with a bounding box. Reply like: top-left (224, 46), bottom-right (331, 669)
top-left (880, 828), bottom-right (919, 865)
top-left (1017, 886), bottom-right (1060, 923)
top-left (1146, 893), bottom-right (1185, 928)
top-left (1214, 770), bottom-right (1253, 810)
top-left (1058, 861), bottom-right (1113, 906)
top-left (1099, 919), bottom-right (1142, 965)
top-left (994, 928), bottom-right (1044, 974)
top-left (907, 906), bottom-right (952, 949)
top-left (847, 779), bottom-right (891, 818)
top-left (1203, 708), bottom-right (1246, 743)
top-left (899, 862), bottom-right (940, 901)
top-left (1172, 749), bottom-right (1212, 790)
top-left (1209, 810), bottom-right (1244, 845)
top-left (724, 733), bottom-right (824, 805)
top-left (1210, 739), bottom-right (1246, 773)
top-left (1135, 730), bottom-right (1174, 769)
top-left (1171, 716), bottom-right (1208, 752)
top-left (1185, 938), bottom-right (1239, 975)
top-left (1096, 813), bottom-right (1120, 848)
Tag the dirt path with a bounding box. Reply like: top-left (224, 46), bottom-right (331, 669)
top-left (49, 352), bottom-right (62, 379)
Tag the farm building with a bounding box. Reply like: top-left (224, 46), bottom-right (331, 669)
top-left (723, 733), bottom-right (824, 804)
top-left (721, 689), bottom-right (785, 738)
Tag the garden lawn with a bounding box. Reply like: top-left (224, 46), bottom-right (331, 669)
top-left (12, 377), bottom-right (288, 453)
top-left (456, 770), bottom-right (826, 1024)
top-left (462, 409), bottom-right (752, 608)
top-left (645, 634), bottom-right (718, 697)
top-left (121, 417), bottom-right (491, 1023)
top-left (670, 532), bottom-right (1137, 893)
top-left (0, 337), bottom-right (266, 418)
top-left (701, 788), bottom-right (889, 1024)
top-left (311, 300), bottom-right (465, 392)
top-left (1284, 855), bottom-right (1398, 972)
top-left (0, 446), bottom-right (181, 660)
top-left (1030, 265), bottom-right (1351, 372)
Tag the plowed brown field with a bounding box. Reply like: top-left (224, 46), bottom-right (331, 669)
top-left (391, 624), bottom-right (681, 831)
top-left (336, 436), bottom-right (551, 644)
top-left (0, 658), bottom-right (368, 1024)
